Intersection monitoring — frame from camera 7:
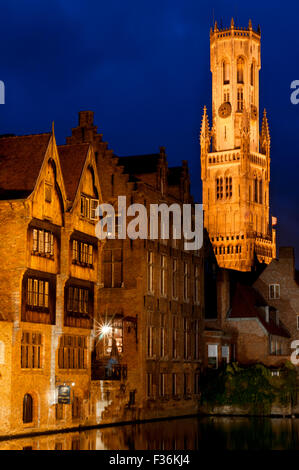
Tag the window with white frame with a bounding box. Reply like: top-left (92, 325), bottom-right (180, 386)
top-left (269, 284), bottom-right (280, 300)
top-left (80, 195), bottom-right (99, 220)
top-left (208, 344), bottom-right (218, 368)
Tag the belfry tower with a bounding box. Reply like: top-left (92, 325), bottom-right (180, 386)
top-left (200, 19), bottom-right (276, 272)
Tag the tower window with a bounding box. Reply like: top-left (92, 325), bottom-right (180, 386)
top-left (254, 178), bottom-right (258, 203)
top-left (225, 177), bottom-right (232, 198)
top-left (237, 57), bottom-right (244, 83)
top-left (216, 177), bottom-right (223, 200)
top-left (250, 62), bottom-right (255, 87)
top-left (237, 88), bottom-right (244, 112)
top-left (259, 180), bottom-right (263, 204)
top-left (223, 60), bottom-right (230, 84)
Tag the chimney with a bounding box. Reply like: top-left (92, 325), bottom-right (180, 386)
top-left (78, 111), bottom-right (94, 127)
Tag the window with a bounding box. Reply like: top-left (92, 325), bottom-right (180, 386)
top-left (224, 90), bottom-right (230, 102)
top-left (237, 88), bottom-right (244, 111)
top-left (103, 249), bottom-right (123, 288)
top-left (250, 62), bottom-right (255, 87)
top-left (147, 251), bottom-right (154, 293)
top-left (254, 177), bottom-right (258, 203)
top-left (147, 373), bottom-right (153, 398)
top-left (222, 345), bottom-right (230, 364)
top-left (172, 373), bottom-right (177, 396)
top-left (172, 259), bottom-right (178, 299)
top-left (208, 344), bottom-right (218, 368)
top-left (194, 319), bottom-right (200, 360)
top-left (21, 331), bottom-right (42, 369)
top-left (223, 60), bottom-right (229, 84)
top-left (225, 177), bottom-right (232, 199)
top-left (160, 255), bottom-right (167, 297)
top-left (183, 318), bottom-right (190, 360)
top-left (103, 318), bottom-right (123, 356)
top-left (194, 373), bottom-right (200, 395)
top-left (72, 240), bottom-right (93, 266)
top-left (259, 180), bottom-right (263, 204)
top-left (147, 325), bottom-right (154, 358)
top-left (194, 265), bottom-right (200, 304)
top-left (216, 177), bottom-right (223, 200)
top-left (80, 195), bottom-right (99, 220)
top-left (32, 229), bottom-right (54, 256)
top-left (172, 316), bottom-right (178, 359)
top-left (58, 335), bottom-right (87, 369)
top-left (183, 262), bottom-right (189, 301)
top-left (27, 279), bottom-right (49, 309)
top-left (269, 284), bottom-right (280, 300)
top-left (237, 57), bottom-right (244, 83)
top-left (72, 396), bottom-right (81, 420)
top-left (23, 394), bottom-right (33, 423)
top-left (160, 315), bottom-right (166, 358)
top-left (67, 287), bottom-right (89, 315)
top-left (160, 373), bottom-right (166, 397)
top-left (183, 373), bottom-right (189, 396)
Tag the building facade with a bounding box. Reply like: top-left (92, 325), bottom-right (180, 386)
top-left (66, 111), bottom-right (204, 422)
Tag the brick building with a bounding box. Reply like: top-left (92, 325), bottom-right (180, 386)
top-left (0, 129), bottom-right (105, 436)
top-left (254, 247), bottom-right (299, 347)
top-left (0, 111), bottom-right (204, 437)
top-left (66, 111), bottom-right (204, 422)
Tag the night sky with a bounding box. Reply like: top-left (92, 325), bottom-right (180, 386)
top-left (0, 0), bottom-right (298, 265)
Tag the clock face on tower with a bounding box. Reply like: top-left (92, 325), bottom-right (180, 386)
top-left (218, 102), bottom-right (232, 118)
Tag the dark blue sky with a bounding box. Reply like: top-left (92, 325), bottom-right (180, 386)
top-left (0, 0), bottom-right (298, 264)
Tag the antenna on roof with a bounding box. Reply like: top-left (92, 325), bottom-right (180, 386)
top-left (52, 121), bottom-right (55, 135)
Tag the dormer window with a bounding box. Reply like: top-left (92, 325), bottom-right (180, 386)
top-left (80, 195), bottom-right (99, 221)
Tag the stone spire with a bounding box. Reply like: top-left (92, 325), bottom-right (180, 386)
top-left (230, 17), bottom-right (235, 29)
top-left (200, 106), bottom-right (210, 178)
top-left (260, 109), bottom-right (270, 154)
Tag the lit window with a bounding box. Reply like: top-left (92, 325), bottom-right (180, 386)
top-left (208, 344), bottom-right (218, 369)
top-left (32, 229), bottom-right (54, 256)
top-left (80, 195), bottom-right (99, 220)
top-left (147, 251), bottom-right (154, 293)
top-left (27, 278), bottom-right (49, 309)
top-left (160, 255), bottom-right (167, 296)
top-left (21, 331), bottom-right (42, 369)
top-left (237, 57), bottom-right (244, 83)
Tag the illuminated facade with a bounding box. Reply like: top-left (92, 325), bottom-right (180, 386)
top-left (200, 19), bottom-right (276, 271)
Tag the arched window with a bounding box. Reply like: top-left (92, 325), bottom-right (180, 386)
top-left (23, 394), bottom-right (33, 423)
top-left (254, 177), bottom-right (258, 203)
top-left (223, 60), bottom-right (230, 84)
top-left (237, 57), bottom-right (244, 83)
top-left (237, 88), bottom-right (244, 112)
top-left (259, 180), bottom-right (263, 204)
top-left (250, 62), bottom-right (255, 86)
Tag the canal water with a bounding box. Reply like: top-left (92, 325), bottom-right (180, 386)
top-left (0, 416), bottom-right (298, 450)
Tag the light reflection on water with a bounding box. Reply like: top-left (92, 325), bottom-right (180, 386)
top-left (0, 417), bottom-right (299, 450)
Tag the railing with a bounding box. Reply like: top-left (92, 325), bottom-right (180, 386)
top-left (91, 360), bottom-right (127, 381)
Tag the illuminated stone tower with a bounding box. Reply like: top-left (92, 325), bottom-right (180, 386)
top-left (200, 19), bottom-right (276, 272)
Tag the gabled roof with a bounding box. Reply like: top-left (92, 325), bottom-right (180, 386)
top-left (229, 284), bottom-right (290, 338)
top-left (58, 143), bottom-right (90, 201)
top-left (0, 133), bottom-right (51, 199)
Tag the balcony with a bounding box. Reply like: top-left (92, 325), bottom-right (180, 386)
top-left (91, 360), bottom-right (127, 381)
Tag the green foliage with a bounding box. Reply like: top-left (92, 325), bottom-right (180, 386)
top-left (200, 362), bottom-right (297, 415)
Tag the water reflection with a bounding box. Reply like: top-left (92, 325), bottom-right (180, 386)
top-left (0, 417), bottom-right (298, 450)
